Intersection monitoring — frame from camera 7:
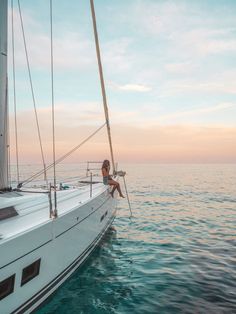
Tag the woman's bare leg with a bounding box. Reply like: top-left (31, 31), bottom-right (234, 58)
top-left (108, 179), bottom-right (125, 198)
top-left (108, 179), bottom-right (118, 197)
top-left (111, 185), bottom-right (117, 197)
top-left (117, 183), bottom-right (125, 198)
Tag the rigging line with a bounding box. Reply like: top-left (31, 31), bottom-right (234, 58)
top-left (17, 0), bottom-right (48, 186)
top-left (6, 79), bottom-right (11, 188)
top-left (11, 0), bottom-right (19, 185)
top-left (18, 122), bottom-right (106, 188)
top-left (90, 0), bottom-right (115, 175)
top-left (49, 0), bottom-right (57, 216)
top-left (122, 176), bottom-right (133, 217)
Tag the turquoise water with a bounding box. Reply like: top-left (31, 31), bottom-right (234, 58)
top-left (35, 164), bottom-right (236, 314)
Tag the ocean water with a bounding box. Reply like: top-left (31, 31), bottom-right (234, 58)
top-left (33, 164), bottom-right (236, 314)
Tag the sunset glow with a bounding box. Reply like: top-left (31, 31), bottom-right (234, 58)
top-left (8, 0), bottom-right (236, 164)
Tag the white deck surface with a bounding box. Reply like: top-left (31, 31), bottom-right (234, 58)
top-left (0, 183), bottom-right (107, 243)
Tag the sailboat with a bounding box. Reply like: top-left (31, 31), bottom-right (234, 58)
top-left (0, 1), bottom-right (121, 313)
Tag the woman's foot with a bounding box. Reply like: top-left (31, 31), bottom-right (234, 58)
top-left (120, 194), bottom-right (125, 198)
top-left (110, 192), bottom-right (114, 198)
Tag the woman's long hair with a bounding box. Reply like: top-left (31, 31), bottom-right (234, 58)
top-left (102, 160), bottom-right (110, 169)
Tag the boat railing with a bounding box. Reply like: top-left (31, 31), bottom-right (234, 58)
top-left (86, 161), bottom-right (103, 177)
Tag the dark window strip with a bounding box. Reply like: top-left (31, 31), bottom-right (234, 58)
top-left (21, 259), bottom-right (41, 286)
top-left (0, 274), bottom-right (15, 301)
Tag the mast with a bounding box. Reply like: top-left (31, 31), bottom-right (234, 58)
top-left (90, 0), bottom-right (116, 174)
top-left (0, 0), bottom-right (9, 190)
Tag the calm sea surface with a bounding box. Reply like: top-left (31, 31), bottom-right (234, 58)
top-left (28, 163), bottom-right (236, 314)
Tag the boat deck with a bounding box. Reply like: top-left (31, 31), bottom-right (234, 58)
top-left (0, 182), bottom-right (108, 243)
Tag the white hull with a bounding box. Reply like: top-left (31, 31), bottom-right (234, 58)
top-left (0, 184), bottom-right (117, 314)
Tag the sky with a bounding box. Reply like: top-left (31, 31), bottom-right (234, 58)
top-left (7, 0), bottom-right (236, 164)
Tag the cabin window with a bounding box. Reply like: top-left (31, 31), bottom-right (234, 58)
top-left (0, 274), bottom-right (15, 300)
top-left (21, 259), bottom-right (41, 286)
top-left (0, 206), bottom-right (18, 221)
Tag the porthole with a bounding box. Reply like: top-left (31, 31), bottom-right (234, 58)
top-left (21, 259), bottom-right (41, 286)
top-left (0, 274), bottom-right (15, 300)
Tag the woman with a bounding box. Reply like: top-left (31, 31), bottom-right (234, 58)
top-left (101, 160), bottom-right (125, 198)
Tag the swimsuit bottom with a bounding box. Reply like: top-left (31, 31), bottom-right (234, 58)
top-left (103, 176), bottom-right (108, 185)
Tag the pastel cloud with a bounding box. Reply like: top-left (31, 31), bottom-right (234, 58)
top-left (103, 38), bottom-right (135, 74)
top-left (11, 25), bottom-right (94, 70)
top-left (161, 79), bottom-right (236, 96)
top-left (175, 29), bottom-right (236, 58)
top-left (165, 62), bottom-right (196, 74)
top-left (131, 2), bottom-right (236, 55)
top-left (197, 39), bottom-right (236, 55)
top-left (10, 8), bottom-right (134, 74)
top-left (157, 103), bottom-right (236, 124)
top-left (109, 82), bottom-right (152, 92)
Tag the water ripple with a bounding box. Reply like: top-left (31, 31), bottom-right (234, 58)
top-left (37, 164), bottom-right (236, 314)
